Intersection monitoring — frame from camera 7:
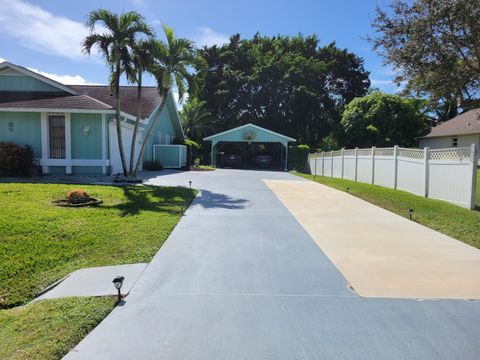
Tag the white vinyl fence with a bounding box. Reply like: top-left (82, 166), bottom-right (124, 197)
top-left (309, 145), bottom-right (478, 209)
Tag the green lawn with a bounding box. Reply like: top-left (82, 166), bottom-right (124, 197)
top-left (0, 297), bottom-right (116, 360)
top-left (292, 171), bottom-right (480, 249)
top-left (0, 183), bottom-right (196, 308)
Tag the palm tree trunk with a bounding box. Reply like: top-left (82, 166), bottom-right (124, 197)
top-left (114, 58), bottom-right (129, 176)
top-left (129, 71), bottom-right (142, 174)
top-left (133, 88), bottom-right (169, 175)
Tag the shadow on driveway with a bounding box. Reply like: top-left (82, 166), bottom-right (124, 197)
top-left (195, 189), bottom-right (249, 210)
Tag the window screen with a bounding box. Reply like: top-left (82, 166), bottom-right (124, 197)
top-left (49, 115), bottom-right (66, 159)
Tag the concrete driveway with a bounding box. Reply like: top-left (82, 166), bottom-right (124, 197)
top-left (64, 169), bottom-right (480, 360)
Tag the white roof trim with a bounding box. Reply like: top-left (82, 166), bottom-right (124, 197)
top-left (0, 107), bottom-right (115, 114)
top-left (0, 61), bottom-right (79, 95)
top-left (203, 123), bottom-right (296, 142)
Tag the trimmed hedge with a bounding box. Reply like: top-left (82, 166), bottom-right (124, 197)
top-left (287, 144), bottom-right (310, 172)
top-left (0, 142), bottom-right (34, 177)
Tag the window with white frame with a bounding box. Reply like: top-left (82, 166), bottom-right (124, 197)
top-left (49, 114), bottom-right (66, 158)
top-left (451, 137), bottom-right (458, 147)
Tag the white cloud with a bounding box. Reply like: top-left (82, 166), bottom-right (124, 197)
top-left (370, 78), bottom-right (406, 93)
top-left (194, 27), bottom-right (229, 47)
top-left (0, 57), bottom-right (6, 63)
top-left (0, 0), bottom-right (92, 60)
top-left (28, 67), bottom-right (100, 85)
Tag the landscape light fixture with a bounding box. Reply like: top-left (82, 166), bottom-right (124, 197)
top-left (112, 276), bottom-right (125, 302)
top-left (189, 181), bottom-right (192, 189)
top-left (346, 187), bottom-right (350, 193)
top-left (408, 209), bottom-right (414, 221)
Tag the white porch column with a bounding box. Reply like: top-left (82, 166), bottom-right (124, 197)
top-left (101, 113), bottom-right (107, 174)
top-left (65, 113), bottom-right (72, 174)
top-left (40, 112), bottom-right (49, 174)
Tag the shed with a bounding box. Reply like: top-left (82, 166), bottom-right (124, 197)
top-left (203, 123), bottom-right (296, 171)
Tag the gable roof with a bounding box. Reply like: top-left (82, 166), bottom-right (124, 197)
top-left (0, 61), bottom-right (163, 118)
top-left (71, 85), bottom-right (161, 120)
top-left (204, 123), bottom-right (296, 142)
top-left (0, 61), bottom-right (79, 95)
top-left (0, 91), bottom-right (112, 110)
top-left (423, 109), bottom-right (480, 138)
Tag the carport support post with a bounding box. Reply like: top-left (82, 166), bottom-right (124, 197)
top-left (284, 142), bottom-right (288, 171)
top-left (211, 141), bottom-right (216, 167)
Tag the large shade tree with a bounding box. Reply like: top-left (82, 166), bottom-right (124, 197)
top-left (341, 92), bottom-right (427, 148)
top-left (82, 9), bottom-right (153, 176)
top-left (195, 34), bottom-right (370, 148)
top-left (369, 0), bottom-right (480, 122)
top-left (133, 25), bottom-right (198, 175)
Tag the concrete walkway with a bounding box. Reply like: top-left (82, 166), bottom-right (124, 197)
top-left (64, 170), bottom-right (480, 360)
top-left (265, 180), bottom-right (480, 299)
top-left (34, 264), bottom-right (148, 301)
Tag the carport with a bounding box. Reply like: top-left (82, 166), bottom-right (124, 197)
top-left (203, 123), bottom-right (296, 171)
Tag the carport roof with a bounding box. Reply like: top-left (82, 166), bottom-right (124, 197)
top-left (203, 123), bottom-right (296, 143)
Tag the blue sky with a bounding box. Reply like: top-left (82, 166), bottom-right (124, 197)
top-left (0, 0), bottom-right (399, 96)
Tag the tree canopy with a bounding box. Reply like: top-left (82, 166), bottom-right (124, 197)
top-left (370, 0), bottom-right (480, 122)
top-left (341, 92), bottom-right (427, 148)
top-left (194, 33), bottom-right (370, 148)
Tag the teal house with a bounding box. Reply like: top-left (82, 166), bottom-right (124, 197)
top-left (0, 61), bottom-right (186, 175)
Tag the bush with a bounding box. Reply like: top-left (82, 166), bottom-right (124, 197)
top-left (288, 144), bottom-right (310, 172)
top-left (143, 161), bottom-right (163, 171)
top-left (67, 189), bottom-right (90, 204)
top-left (0, 142), bottom-right (34, 177)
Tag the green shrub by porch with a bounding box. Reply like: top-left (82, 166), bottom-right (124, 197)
top-left (288, 144), bottom-right (310, 171)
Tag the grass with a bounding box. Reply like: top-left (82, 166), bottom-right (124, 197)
top-left (0, 183), bottom-right (197, 308)
top-left (0, 296), bottom-right (116, 360)
top-left (292, 171), bottom-right (480, 249)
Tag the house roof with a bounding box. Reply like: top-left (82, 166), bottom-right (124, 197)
top-left (0, 91), bottom-right (112, 110)
top-left (0, 61), bottom-right (162, 118)
top-left (204, 123), bottom-right (296, 142)
top-left (71, 85), bottom-right (161, 120)
top-left (423, 109), bottom-right (480, 138)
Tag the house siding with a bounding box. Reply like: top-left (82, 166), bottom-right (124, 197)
top-left (71, 113), bottom-right (102, 159)
top-left (0, 75), bottom-right (62, 92)
top-left (419, 134), bottom-right (480, 152)
top-left (143, 102), bottom-right (178, 162)
top-left (0, 111), bottom-right (42, 156)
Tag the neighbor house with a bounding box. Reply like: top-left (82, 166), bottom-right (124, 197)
top-left (0, 61), bottom-right (186, 175)
top-left (419, 109), bottom-right (480, 154)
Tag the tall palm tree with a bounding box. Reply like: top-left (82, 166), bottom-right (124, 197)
top-left (82, 9), bottom-right (153, 176)
top-left (133, 25), bottom-right (197, 175)
top-left (124, 39), bottom-right (156, 174)
top-left (180, 97), bottom-right (211, 140)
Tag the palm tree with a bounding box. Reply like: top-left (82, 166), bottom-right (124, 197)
top-left (124, 39), bottom-right (156, 174)
top-left (133, 25), bottom-right (197, 175)
top-left (82, 9), bottom-right (153, 176)
top-left (180, 97), bottom-right (211, 140)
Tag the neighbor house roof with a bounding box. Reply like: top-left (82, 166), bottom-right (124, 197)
top-left (71, 85), bottom-right (161, 120)
top-left (422, 109), bottom-right (480, 138)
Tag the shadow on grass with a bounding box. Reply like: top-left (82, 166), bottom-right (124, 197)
top-left (101, 185), bottom-right (196, 217)
top-left (195, 189), bottom-right (249, 210)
